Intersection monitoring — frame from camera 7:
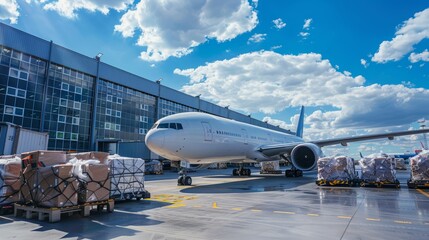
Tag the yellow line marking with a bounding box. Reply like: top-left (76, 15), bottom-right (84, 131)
top-left (166, 203), bottom-right (186, 209)
top-left (307, 214), bottom-right (319, 217)
top-left (417, 189), bottom-right (429, 198)
top-left (251, 209), bottom-right (262, 212)
top-left (366, 218), bottom-right (380, 222)
top-left (212, 202), bottom-right (219, 208)
top-left (337, 216), bottom-right (352, 219)
top-left (273, 211), bottom-right (295, 215)
top-left (394, 220), bottom-right (412, 224)
top-left (231, 208), bottom-right (242, 211)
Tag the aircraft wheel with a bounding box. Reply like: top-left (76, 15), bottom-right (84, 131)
top-left (232, 169), bottom-right (238, 176)
top-left (247, 169), bottom-right (251, 176)
top-left (183, 176), bottom-right (192, 185)
top-left (178, 176), bottom-right (184, 185)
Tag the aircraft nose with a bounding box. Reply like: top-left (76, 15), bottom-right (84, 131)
top-left (145, 130), bottom-right (165, 152)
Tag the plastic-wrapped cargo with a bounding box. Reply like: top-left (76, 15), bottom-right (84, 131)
top-left (21, 150), bottom-right (67, 169)
top-left (20, 164), bottom-right (79, 208)
top-left (67, 158), bottom-right (110, 203)
top-left (0, 156), bottom-right (21, 205)
top-left (260, 161), bottom-right (280, 173)
top-left (108, 155), bottom-right (147, 200)
top-left (67, 152), bottom-right (109, 164)
top-left (145, 160), bottom-right (162, 174)
top-left (394, 158), bottom-right (407, 170)
top-left (410, 151), bottom-right (429, 181)
top-left (359, 154), bottom-right (397, 182)
top-left (317, 156), bottom-right (356, 181)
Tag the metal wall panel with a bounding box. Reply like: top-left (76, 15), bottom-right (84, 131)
top-left (0, 23), bottom-right (50, 59)
top-left (160, 86), bottom-right (197, 108)
top-left (118, 141), bottom-right (150, 159)
top-left (51, 44), bottom-right (97, 74)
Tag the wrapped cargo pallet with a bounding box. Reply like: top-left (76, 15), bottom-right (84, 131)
top-left (67, 158), bottom-right (110, 203)
top-left (145, 160), bottom-right (162, 174)
top-left (20, 151), bottom-right (79, 208)
top-left (394, 158), bottom-right (407, 170)
top-left (260, 161), bottom-right (281, 174)
top-left (317, 156), bottom-right (356, 183)
top-left (108, 155), bottom-right (147, 200)
top-left (410, 151), bottom-right (429, 181)
top-left (0, 156), bottom-right (21, 206)
top-left (359, 154), bottom-right (397, 183)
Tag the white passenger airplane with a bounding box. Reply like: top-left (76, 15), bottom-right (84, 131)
top-left (145, 107), bottom-right (429, 185)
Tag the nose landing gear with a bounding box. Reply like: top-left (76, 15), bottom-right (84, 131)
top-left (177, 169), bottom-right (192, 186)
top-left (232, 163), bottom-right (251, 176)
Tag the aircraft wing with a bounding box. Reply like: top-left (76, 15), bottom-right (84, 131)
top-left (312, 128), bottom-right (429, 147)
top-left (257, 128), bottom-right (429, 157)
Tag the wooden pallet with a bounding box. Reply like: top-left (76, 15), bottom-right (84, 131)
top-left (316, 179), bottom-right (357, 187)
top-left (14, 199), bottom-right (114, 223)
top-left (359, 180), bottom-right (400, 188)
top-left (407, 179), bottom-right (429, 189)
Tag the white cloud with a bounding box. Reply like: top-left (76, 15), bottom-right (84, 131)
top-left (273, 18), bottom-right (286, 30)
top-left (360, 58), bottom-right (369, 68)
top-left (409, 49), bottom-right (429, 63)
top-left (176, 51), bottom-right (429, 136)
top-left (299, 32), bottom-right (309, 38)
top-left (251, 0), bottom-right (258, 8)
top-left (271, 45), bottom-right (282, 50)
top-left (36, 0), bottom-right (133, 19)
top-left (0, 0), bottom-right (20, 24)
top-left (303, 18), bottom-right (312, 29)
top-left (372, 8), bottom-right (429, 63)
top-left (115, 0), bottom-right (258, 62)
top-left (176, 51), bottom-right (365, 114)
top-left (248, 33), bottom-right (266, 44)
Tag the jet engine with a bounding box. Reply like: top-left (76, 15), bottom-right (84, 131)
top-left (290, 143), bottom-right (322, 171)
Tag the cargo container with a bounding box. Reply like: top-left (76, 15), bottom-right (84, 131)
top-left (0, 122), bottom-right (49, 155)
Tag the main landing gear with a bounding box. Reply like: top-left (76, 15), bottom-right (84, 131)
top-left (232, 164), bottom-right (251, 176)
top-left (177, 169), bottom-right (192, 186)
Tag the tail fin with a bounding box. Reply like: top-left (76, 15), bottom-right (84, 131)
top-left (296, 106), bottom-right (305, 138)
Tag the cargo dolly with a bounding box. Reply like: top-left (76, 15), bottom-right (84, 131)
top-left (316, 179), bottom-right (358, 187)
top-left (359, 180), bottom-right (400, 188)
top-left (407, 179), bottom-right (429, 189)
top-left (14, 199), bottom-right (114, 223)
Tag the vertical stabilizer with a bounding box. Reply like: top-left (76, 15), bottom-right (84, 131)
top-left (296, 106), bottom-right (304, 138)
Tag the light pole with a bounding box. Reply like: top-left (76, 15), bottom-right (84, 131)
top-left (90, 52), bottom-right (103, 151)
top-left (196, 94), bottom-right (201, 112)
top-left (418, 118), bottom-right (428, 149)
top-left (155, 78), bottom-right (162, 121)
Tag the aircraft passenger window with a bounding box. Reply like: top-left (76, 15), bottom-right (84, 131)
top-left (158, 123), bottom-right (169, 128)
top-left (170, 123), bottom-right (177, 129)
top-left (177, 123), bottom-right (183, 130)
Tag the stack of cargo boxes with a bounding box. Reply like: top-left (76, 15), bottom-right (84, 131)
top-left (145, 160), bottom-right (163, 175)
top-left (0, 155), bottom-right (21, 209)
top-left (407, 150), bottom-right (429, 188)
top-left (260, 161), bottom-right (282, 174)
top-left (316, 156), bottom-right (357, 186)
top-left (359, 154), bottom-right (399, 188)
top-left (109, 155), bottom-right (149, 200)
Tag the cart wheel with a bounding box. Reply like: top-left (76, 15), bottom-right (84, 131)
top-left (136, 197), bottom-right (142, 201)
top-left (97, 205), bottom-right (103, 212)
top-left (360, 181), bottom-right (365, 187)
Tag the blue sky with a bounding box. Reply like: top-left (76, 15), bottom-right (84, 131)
top-left (1, 0), bottom-right (429, 157)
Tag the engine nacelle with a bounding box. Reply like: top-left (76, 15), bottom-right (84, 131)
top-left (290, 143), bottom-right (322, 171)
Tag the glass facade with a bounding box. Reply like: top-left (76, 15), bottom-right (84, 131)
top-left (96, 79), bottom-right (156, 142)
top-left (160, 98), bottom-right (196, 118)
top-left (0, 46), bottom-right (45, 132)
top-left (44, 63), bottom-right (94, 151)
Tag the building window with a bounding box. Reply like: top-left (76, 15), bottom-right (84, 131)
top-left (139, 128), bottom-right (147, 135)
top-left (71, 133), bottom-right (78, 141)
top-left (140, 104), bottom-right (149, 111)
top-left (106, 95), bottom-right (112, 102)
top-left (9, 68), bottom-right (29, 81)
top-left (72, 117), bottom-right (79, 125)
top-left (73, 101), bottom-right (81, 110)
top-left (106, 82), bottom-right (113, 88)
top-left (58, 115), bottom-right (66, 123)
top-left (76, 72), bottom-right (83, 79)
top-left (106, 108), bottom-right (112, 116)
top-left (105, 122), bottom-right (111, 130)
top-left (17, 89), bottom-right (26, 98)
top-left (61, 83), bottom-right (69, 91)
top-left (56, 131), bottom-right (65, 139)
top-left (117, 97), bottom-right (122, 104)
top-left (140, 116), bottom-right (148, 123)
top-left (60, 98), bottom-right (67, 107)
top-left (63, 67), bottom-right (71, 75)
top-left (115, 124), bottom-right (121, 131)
top-left (118, 85), bottom-right (123, 91)
top-left (4, 106), bottom-right (14, 115)
top-left (6, 87), bottom-right (26, 98)
top-left (75, 86), bottom-right (82, 94)
top-left (116, 111), bottom-right (121, 118)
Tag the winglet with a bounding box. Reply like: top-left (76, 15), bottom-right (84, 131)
top-left (296, 106), bottom-right (304, 138)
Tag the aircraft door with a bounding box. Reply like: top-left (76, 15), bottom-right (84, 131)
top-left (201, 122), bottom-right (213, 141)
top-left (241, 129), bottom-right (248, 144)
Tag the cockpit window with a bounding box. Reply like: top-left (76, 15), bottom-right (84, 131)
top-left (151, 123), bottom-right (158, 130)
top-left (158, 123), bottom-right (169, 129)
top-left (157, 122), bottom-right (183, 130)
